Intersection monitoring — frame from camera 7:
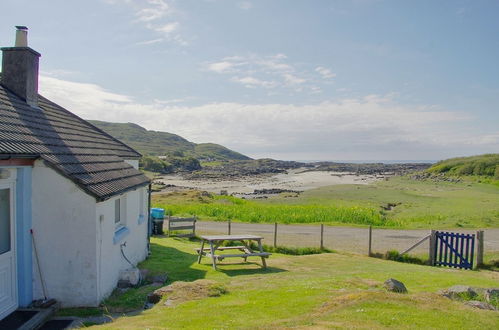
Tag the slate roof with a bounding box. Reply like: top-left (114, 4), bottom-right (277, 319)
top-left (0, 83), bottom-right (150, 201)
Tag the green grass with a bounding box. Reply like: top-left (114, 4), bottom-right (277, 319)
top-left (153, 177), bottom-right (499, 228)
top-left (91, 238), bottom-right (499, 329)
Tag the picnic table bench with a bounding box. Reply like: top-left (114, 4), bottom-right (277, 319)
top-left (196, 235), bottom-right (271, 270)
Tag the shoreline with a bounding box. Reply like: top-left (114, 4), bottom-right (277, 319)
top-left (155, 168), bottom-right (386, 195)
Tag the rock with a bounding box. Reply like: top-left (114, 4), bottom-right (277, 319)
top-left (143, 302), bottom-right (155, 310)
top-left (117, 279), bottom-right (132, 288)
top-left (164, 299), bottom-right (174, 306)
top-left (485, 288), bottom-right (499, 303)
top-left (120, 268), bottom-right (140, 286)
top-left (383, 278), bottom-right (408, 293)
top-left (148, 273), bottom-right (168, 284)
top-left (441, 285), bottom-right (477, 300)
top-left (465, 300), bottom-right (496, 310)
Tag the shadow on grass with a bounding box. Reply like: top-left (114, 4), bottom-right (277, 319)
top-left (217, 263), bottom-right (287, 277)
top-left (141, 241), bottom-right (207, 282)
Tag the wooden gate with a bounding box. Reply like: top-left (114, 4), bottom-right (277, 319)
top-left (433, 231), bottom-right (475, 270)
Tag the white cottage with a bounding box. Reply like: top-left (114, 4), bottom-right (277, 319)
top-left (0, 27), bottom-right (151, 319)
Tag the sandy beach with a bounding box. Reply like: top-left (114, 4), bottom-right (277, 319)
top-left (157, 168), bottom-right (383, 194)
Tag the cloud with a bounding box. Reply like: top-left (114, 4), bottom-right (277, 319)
top-left (133, 38), bottom-right (164, 46)
top-left (207, 61), bottom-right (236, 73)
top-left (150, 22), bottom-right (179, 34)
top-left (106, 0), bottom-right (186, 45)
top-left (206, 54), bottom-right (316, 92)
top-left (315, 66), bottom-right (336, 79)
top-left (231, 76), bottom-right (277, 88)
top-left (38, 75), bottom-right (499, 160)
top-left (238, 1), bottom-right (253, 10)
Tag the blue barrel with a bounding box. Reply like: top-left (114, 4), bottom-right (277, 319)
top-left (150, 208), bottom-right (165, 219)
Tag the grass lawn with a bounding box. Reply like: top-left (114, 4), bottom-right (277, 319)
top-left (154, 176), bottom-right (499, 228)
top-left (91, 237), bottom-right (499, 329)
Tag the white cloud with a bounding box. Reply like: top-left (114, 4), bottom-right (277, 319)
top-left (315, 66), bottom-right (336, 79)
top-left (133, 38), bottom-right (164, 46)
top-left (151, 22), bottom-right (179, 34)
top-left (206, 54), bottom-right (312, 92)
top-left (106, 0), bottom-right (186, 45)
top-left (207, 61), bottom-right (236, 73)
top-left (231, 76), bottom-right (277, 88)
top-left (38, 75), bottom-right (499, 160)
top-left (238, 1), bottom-right (253, 10)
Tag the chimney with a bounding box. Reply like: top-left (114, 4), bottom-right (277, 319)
top-left (1, 26), bottom-right (41, 107)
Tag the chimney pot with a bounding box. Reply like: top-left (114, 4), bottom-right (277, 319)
top-left (15, 26), bottom-right (28, 47)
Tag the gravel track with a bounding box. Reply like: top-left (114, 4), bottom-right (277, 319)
top-left (195, 221), bottom-right (499, 255)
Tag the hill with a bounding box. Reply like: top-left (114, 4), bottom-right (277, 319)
top-left (89, 120), bottom-right (251, 161)
top-left (427, 153), bottom-right (499, 178)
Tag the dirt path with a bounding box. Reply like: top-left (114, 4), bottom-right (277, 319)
top-left (196, 221), bottom-right (499, 255)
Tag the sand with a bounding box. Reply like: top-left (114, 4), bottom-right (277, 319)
top-left (157, 168), bottom-right (382, 194)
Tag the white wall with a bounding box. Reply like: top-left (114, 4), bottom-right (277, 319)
top-left (31, 160), bottom-right (98, 307)
top-left (95, 187), bottom-right (148, 302)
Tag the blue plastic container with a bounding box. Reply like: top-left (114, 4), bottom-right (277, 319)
top-left (150, 208), bottom-right (165, 219)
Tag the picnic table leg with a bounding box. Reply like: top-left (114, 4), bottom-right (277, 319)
top-left (257, 239), bottom-right (267, 269)
top-left (197, 240), bottom-right (205, 264)
top-left (209, 241), bottom-right (217, 270)
top-left (241, 240), bottom-right (252, 262)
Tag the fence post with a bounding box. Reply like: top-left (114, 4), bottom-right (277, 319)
top-left (274, 222), bottom-right (278, 248)
top-left (429, 230), bottom-right (436, 266)
top-left (477, 230), bottom-right (484, 268)
top-left (320, 224), bottom-right (324, 250)
top-left (368, 225), bottom-right (372, 256)
top-left (228, 219), bottom-right (231, 235)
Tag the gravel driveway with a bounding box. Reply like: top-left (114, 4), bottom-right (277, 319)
top-left (195, 221), bottom-right (499, 256)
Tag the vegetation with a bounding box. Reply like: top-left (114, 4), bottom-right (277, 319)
top-left (154, 191), bottom-right (389, 226)
top-left (90, 238), bottom-right (499, 329)
top-left (89, 120), bottom-right (250, 161)
top-left (428, 153), bottom-right (499, 179)
top-left (153, 176), bottom-right (499, 228)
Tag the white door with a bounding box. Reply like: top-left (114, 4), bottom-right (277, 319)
top-left (0, 180), bottom-right (17, 320)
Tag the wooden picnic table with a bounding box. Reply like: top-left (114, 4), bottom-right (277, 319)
top-left (196, 235), bottom-right (271, 270)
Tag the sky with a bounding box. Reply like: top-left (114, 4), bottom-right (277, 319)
top-left (1, 0), bottom-right (498, 161)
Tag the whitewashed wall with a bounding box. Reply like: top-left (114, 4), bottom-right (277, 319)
top-left (95, 187), bottom-right (148, 302)
top-left (31, 160), bottom-right (98, 306)
top-left (31, 160), bottom-right (148, 307)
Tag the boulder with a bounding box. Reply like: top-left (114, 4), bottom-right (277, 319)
top-left (441, 285), bottom-right (477, 300)
top-left (485, 288), bottom-right (499, 303)
top-left (149, 273), bottom-right (168, 284)
top-left (120, 268), bottom-right (141, 286)
top-left (384, 278), bottom-right (407, 293)
top-left (465, 300), bottom-right (496, 311)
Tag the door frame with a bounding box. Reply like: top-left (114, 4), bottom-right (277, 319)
top-left (0, 168), bottom-right (18, 320)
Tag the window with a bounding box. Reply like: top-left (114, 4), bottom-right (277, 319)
top-left (114, 199), bottom-right (121, 225)
top-left (114, 196), bottom-right (126, 228)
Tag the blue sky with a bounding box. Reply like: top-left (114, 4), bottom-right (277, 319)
top-left (1, 0), bottom-right (498, 161)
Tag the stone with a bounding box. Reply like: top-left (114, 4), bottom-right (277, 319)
top-left (383, 278), bottom-right (408, 293)
top-left (441, 285), bottom-right (477, 300)
top-left (485, 288), bottom-right (499, 303)
top-left (117, 279), bottom-right (132, 289)
top-left (120, 268), bottom-right (140, 286)
top-left (149, 273), bottom-right (168, 284)
top-left (143, 302), bottom-right (155, 310)
top-left (465, 300), bottom-right (496, 310)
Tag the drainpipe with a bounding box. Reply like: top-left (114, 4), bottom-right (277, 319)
top-left (147, 183), bottom-right (152, 254)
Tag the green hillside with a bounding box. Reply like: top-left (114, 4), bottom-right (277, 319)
top-left (428, 153), bottom-right (499, 178)
top-left (89, 120), bottom-right (251, 161)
